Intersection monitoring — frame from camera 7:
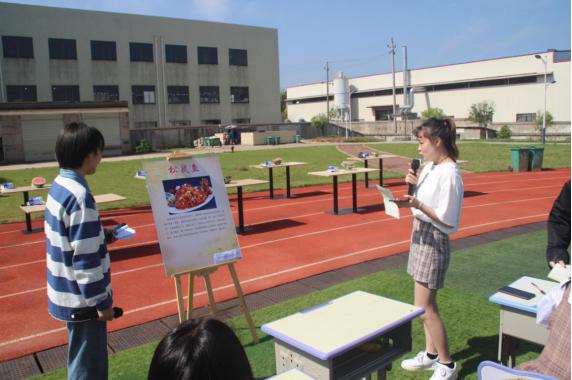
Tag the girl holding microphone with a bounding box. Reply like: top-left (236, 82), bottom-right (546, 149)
top-left (399, 118), bottom-right (464, 380)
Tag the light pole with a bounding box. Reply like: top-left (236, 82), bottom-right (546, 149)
top-left (534, 54), bottom-right (547, 144)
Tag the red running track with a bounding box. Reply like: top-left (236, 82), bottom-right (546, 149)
top-left (0, 169), bottom-right (569, 361)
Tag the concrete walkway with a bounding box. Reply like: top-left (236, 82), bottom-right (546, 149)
top-left (0, 222), bottom-right (546, 379)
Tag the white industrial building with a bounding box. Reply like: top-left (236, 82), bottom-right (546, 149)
top-left (0, 2), bottom-right (281, 128)
top-left (286, 50), bottom-right (571, 128)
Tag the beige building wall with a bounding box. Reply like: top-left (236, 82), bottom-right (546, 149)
top-left (0, 2), bottom-right (281, 127)
top-left (287, 52), bottom-right (571, 124)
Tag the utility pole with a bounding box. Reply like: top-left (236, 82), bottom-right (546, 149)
top-left (387, 38), bottom-right (397, 134)
top-left (325, 61), bottom-right (330, 120)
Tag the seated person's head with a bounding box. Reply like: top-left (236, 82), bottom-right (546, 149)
top-left (148, 317), bottom-right (254, 380)
top-left (55, 122), bottom-right (105, 172)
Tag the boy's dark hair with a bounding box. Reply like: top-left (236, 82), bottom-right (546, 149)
top-left (414, 117), bottom-right (459, 161)
top-left (55, 122), bottom-right (105, 169)
top-left (148, 318), bottom-right (254, 380)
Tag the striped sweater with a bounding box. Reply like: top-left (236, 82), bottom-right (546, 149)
top-left (45, 169), bottom-right (112, 321)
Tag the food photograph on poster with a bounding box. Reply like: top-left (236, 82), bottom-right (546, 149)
top-left (162, 176), bottom-right (217, 214)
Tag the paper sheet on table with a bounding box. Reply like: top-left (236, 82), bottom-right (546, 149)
top-left (376, 185), bottom-right (400, 219)
top-left (548, 264), bottom-right (571, 282)
top-left (115, 226), bottom-right (136, 240)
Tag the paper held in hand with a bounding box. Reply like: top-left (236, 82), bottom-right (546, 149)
top-left (376, 185), bottom-right (400, 219)
top-left (547, 264), bottom-right (571, 282)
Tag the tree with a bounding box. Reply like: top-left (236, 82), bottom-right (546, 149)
top-left (535, 110), bottom-right (553, 139)
top-left (421, 107), bottom-right (446, 120)
top-left (280, 90), bottom-right (288, 121)
top-left (310, 113), bottom-right (329, 136)
top-left (497, 125), bottom-right (512, 139)
top-left (468, 101), bottom-right (495, 139)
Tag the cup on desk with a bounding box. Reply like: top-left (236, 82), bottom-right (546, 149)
top-left (328, 165), bottom-right (337, 172)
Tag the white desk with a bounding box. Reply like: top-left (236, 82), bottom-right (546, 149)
top-left (489, 276), bottom-right (558, 367)
top-left (249, 162), bottom-right (307, 199)
top-left (308, 168), bottom-right (376, 215)
top-left (349, 155), bottom-right (397, 188)
top-left (262, 291), bottom-right (423, 380)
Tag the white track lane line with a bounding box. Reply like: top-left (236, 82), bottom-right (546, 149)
top-left (0, 196), bottom-right (555, 299)
top-left (0, 177), bottom-right (565, 252)
top-left (0, 172), bottom-right (567, 237)
top-left (0, 212), bottom-right (549, 348)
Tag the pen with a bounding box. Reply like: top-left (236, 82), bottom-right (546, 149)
top-left (530, 282), bottom-right (546, 295)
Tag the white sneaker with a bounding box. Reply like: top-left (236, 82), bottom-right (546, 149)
top-left (429, 362), bottom-right (458, 380)
top-left (400, 351), bottom-right (439, 371)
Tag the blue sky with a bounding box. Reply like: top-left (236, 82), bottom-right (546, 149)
top-left (3, 0), bottom-right (570, 89)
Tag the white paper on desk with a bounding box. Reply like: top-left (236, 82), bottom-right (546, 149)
top-left (376, 185), bottom-right (400, 219)
top-left (548, 264), bottom-right (571, 282)
top-left (115, 226), bottom-right (136, 240)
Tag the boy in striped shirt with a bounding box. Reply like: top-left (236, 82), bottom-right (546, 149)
top-left (45, 122), bottom-right (116, 380)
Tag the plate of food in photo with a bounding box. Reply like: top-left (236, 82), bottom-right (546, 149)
top-left (165, 177), bottom-right (215, 214)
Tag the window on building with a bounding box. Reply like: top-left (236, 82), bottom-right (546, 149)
top-left (132, 86), bottom-right (156, 104)
top-left (91, 41), bottom-right (117, 61)
top-left (93, 85), bottom-right (119, 101)
top-left (49, 38), bottom-right (77, 60)
top-left (199, 86), bottom-right (220, 104)
top-left (198, 46), bottom-right (218, 65)
top-left (553, 50), bottom-right (571, 62)
top-left (6, 85), bottom-right (37, 102)
top-left (134, 121), bottom-right (158, 129)
top-left (2, 36), bottom-right (34, 58)
top-left (130, 42), bottom-right (153, 62)
top-left (52, 85), bottom-right (80, 101)
top-left (232, 118), bottom-right (250, 124)
top-left (230, 87), bottom-right (249, 103)
top-left (516, 113), bottom-right (536, 123)
top-left (202, 119), bottom-right (221, 125)
top-left (508, 75), bottom-right (537, 85)
top-left (167, 86), bottom-right (189, 104)
top-left (165, 44), bottom-right (187, 63)
top-left (373, 106), bottom-right (394, 121)
top-left (229, 48), bottom-right (247, 66)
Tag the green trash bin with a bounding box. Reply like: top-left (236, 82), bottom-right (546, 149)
top-left (204, 137), bottom-right (212, 146)
top-left (510, 147), bottom-right (530, 172)
top-left (529, 146), bottom-right (545, 172)
top-left (274, 136), bottom-right (281, 145)
top-left (295, 134), bottom-right (302, 143)
top-left (212, 137), bottom-right (221, 146)
top-left (265, 136), bottom-right (273, 145)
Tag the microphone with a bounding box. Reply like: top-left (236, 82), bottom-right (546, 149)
top-left (70, 307), bottom-right (124, 321)
top-left (408, 159), bottom-right (421, 196)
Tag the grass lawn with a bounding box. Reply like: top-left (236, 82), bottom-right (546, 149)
top-left (0, 142), bottom-right (569, 223)
top-left (0, 146), bottom-right (401, 224)
top-left (36, 229), bottom-right (550, 380)
top-left (368, 141), bottom-right (571, 172)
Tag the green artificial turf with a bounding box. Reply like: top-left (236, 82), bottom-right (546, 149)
top-left (368, 141), bottom-right (571, 173)
top-left (0, 146), bottom-right (402, 223)
top-left (35, 230), bottom-right (550, 380)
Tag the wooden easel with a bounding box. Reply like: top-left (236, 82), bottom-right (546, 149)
top-left (173, 262), bottom-right (258, 343)
top-left (166, 151), bottom-right (258, 343)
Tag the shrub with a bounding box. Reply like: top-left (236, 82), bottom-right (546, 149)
top-left (421, 107), bottom-right (446, 120)
top-left (497, 125), bottom-right (511, 139)
top-left (135, 139), bottom-right (153, 154)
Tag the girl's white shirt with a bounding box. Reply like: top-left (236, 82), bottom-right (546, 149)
top-left (411, 161), bottom-right (464, 234)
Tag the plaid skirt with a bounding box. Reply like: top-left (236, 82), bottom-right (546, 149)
top-left (407, 218), bottom-right (450, 289)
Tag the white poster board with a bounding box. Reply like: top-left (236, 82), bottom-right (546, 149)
top-left (143, 156), bottom-right (241, 276)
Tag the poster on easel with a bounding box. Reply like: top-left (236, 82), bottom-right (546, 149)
top-left (143, 155), bottom-right (240, 276)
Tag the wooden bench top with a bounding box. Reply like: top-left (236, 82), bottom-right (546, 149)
top-left (308, 168), bottom-right (378, 177)
top-left (1, 184), bottom-right (51, 194)
top-left (224, 179), bottom-right (269, 188)
top-left (249, 162), bottom-right (308, 169)
top-left (20, 193), bottom-right (126, 214)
